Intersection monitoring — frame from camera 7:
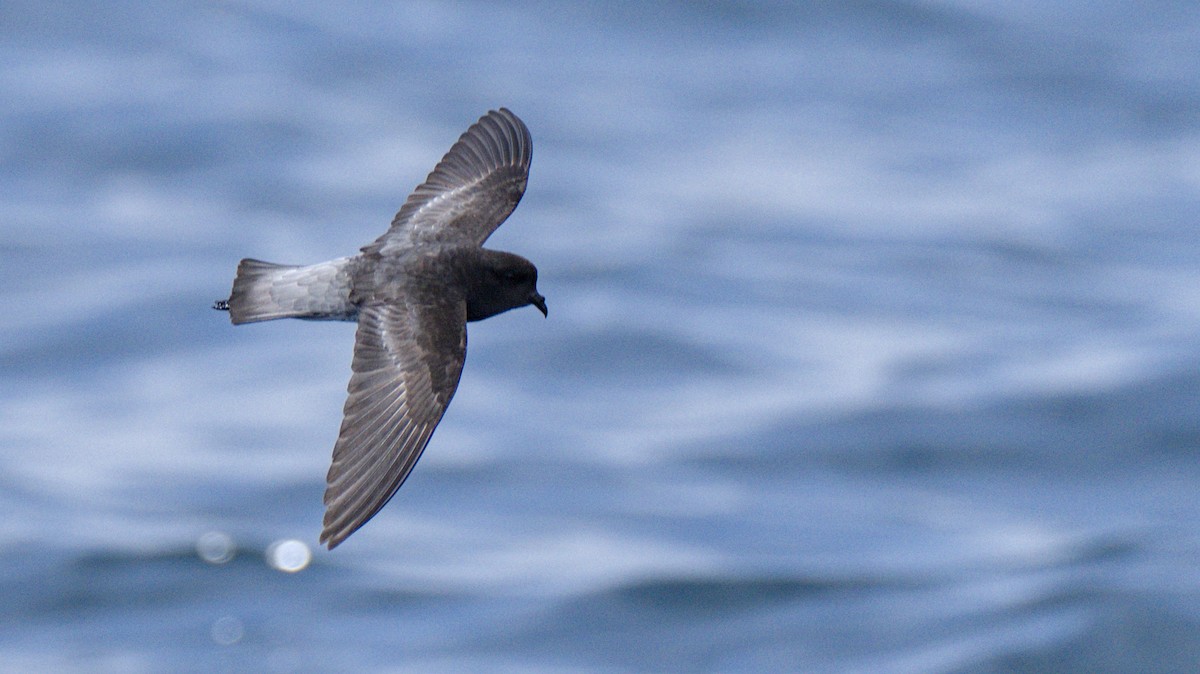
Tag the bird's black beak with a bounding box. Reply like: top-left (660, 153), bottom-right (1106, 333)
top-left (530, 292), bottom-right (548, 317)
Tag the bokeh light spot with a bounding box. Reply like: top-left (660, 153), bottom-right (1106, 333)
top-left (196, 531), bottom-right (235, 565)
top-left (211, 615), bottom-right (244, 645)
top-left (265, 538), bottom-right (311, 573)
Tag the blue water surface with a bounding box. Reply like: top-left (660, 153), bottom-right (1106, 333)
top-left (2, 1), bottom-right (1199, 672)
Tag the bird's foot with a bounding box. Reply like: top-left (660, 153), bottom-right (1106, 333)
top-left (212, 300), bottom-right (230, 311)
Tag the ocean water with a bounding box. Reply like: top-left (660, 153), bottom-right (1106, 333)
top-left (2, 1), bottom-right (1200, 672)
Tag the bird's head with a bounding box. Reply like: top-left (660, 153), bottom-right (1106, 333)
top-left (467, 250), bottom-right (547, 322)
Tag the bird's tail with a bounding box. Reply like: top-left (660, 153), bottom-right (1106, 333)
top-left (215, 257), bottom-right (357, 324)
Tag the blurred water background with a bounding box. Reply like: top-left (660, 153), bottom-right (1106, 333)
top-left (2, 1), bottom-right (1200, 672)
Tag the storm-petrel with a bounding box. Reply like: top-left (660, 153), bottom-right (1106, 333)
top-left (215, 109), bottom-right (546, 548)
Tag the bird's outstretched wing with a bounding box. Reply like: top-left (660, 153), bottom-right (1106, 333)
top-left (365, 108), bottom-right (532, 255)
top-left (320, 299), bottom-right (467, 549)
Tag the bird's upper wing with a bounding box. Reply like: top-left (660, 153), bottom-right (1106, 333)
top-left (320, 298), bottom-right (467, 549)
top-left (365, 108), bottom-right (532, 255)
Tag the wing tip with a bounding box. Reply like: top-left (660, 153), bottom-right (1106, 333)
top-left (479, 107), bottom-right (530, 166)
top-left (319, 491), bottom-right (360, 550)
top-left (319, 527), bottom-right (344, 550)
top-left (320, 499), bottom-right (361, 550)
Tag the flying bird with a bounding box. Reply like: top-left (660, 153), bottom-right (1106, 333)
top-left (214, 109), bottom-right (546, 549)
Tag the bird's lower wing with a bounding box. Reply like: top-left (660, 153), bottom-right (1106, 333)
top-left (320, 300), bottom-right (467, 548)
